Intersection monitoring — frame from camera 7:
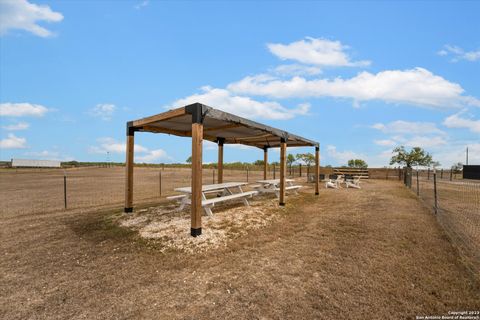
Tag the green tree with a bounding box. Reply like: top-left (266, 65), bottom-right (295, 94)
top-left (347, 159), bottom-right (368, 168)
top-left (253, 160), bottom-right (265, 166)
top-left (186, 156), bottom-right (192, 164)
top-left (295, 153), bottom-right (315, 166)
top-left (287, 154), bottom-right (296, 167)
top-left (389, 146), bottom-right (433, 168)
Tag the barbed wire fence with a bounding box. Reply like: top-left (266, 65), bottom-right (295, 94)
top-left (402, 167), bottom-right (480, 276)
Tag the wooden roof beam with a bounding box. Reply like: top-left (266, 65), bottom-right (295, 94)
top-left (141, 125), bottom-right (191, 137)
top-left (132, 107), bottom-right (186, 127)
top-left (203, 124), bottom-right (242, 132)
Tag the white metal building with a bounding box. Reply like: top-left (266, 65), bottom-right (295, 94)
top-left (11, 159), bottom-right (61, 168)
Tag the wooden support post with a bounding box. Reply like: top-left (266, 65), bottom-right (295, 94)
top-left (263, 146), bottom-right (268, 180)
top-left (217, 138), bottom-right (224, 184)
top-left (279, 138), bottom-right (287, 206)
top-left (124, 123), bottom-right (135, 213)
top-left (191, 116), bottom-right (203, 237)
top-left (315, 146), bottom-right (319, 195)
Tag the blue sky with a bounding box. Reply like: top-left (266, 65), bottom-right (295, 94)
top-left (1, 0), bottom-right (479, 167)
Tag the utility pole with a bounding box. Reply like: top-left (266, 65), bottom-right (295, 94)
top-left (466, 147), bottom-right (469, 165)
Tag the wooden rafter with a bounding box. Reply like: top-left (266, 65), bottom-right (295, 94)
top-left (141, 125), bottom-right (191, 137)
top-left (132, 107), bottom-right (186, 127)
top-left (234, 133), bottom-right (274, 141)
top-left (203, 124), bottom-right (242, 132)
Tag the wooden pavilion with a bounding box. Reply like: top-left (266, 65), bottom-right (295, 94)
top-left (124, 103), bottom-right (320, 237)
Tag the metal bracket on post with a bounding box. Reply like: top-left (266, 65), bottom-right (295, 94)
top-left (186, 102), bottom-right (206, 124)
top-left (191, 228), bottom-right (202, 237)
top-left (217, 137), bottom-right (225, 146)
top-left (126, 121), bottom-right (137, 136)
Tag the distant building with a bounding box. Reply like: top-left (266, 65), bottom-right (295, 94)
top-left (11, 159), bottom-right (61, 168)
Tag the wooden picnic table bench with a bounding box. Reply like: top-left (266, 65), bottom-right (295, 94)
top-left (169, 182), bottom-right (257, 216)
top-left (254, 179), bottom-right (302, 198)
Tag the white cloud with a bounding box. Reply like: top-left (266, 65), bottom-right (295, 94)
top-left (1, 122), bottom-right (30, 131)
top-left (88, 137), bottom-right (171, 163)
top-left (24, 150), bottom-right (74, 161)
top-left (374, 139), bottom-right (396, 146)
top-left (371, 120), bottom-right (445, 135)
top-left (371, 120), bottom-right (449, 156)
top-left (25, 150), bottom-right (58, 158)
top-left (273, 64), bottom-right (322, 76)
top-left (136, 149), bottom-right (169, 163)
top-left (204, 140), bottom-right (256, 151)
top-left (134, 0), bottom-right (149, 9)
top-left (88, 137), bottom-right (148, 154)
top-left (403, 136), bottom-right (447, 148)
top-left (0, 102), bottom-right (50, 117)
top-left (267, 37), bottom-right (370, 67)
top-left (228, 68), bottom-right (480, 108)
top-left (0, 0), bottom-right (63, 37)
top-left (0, 133), bottom-right (27, 149)
top-left (431, 143), bottom-right (480, 167)
top-left (443, 112), bottom-right (480, 133)
top-left (89, 104), bottom-right (116, 121)
top-left (326, 145), bottom-right (366, 165)
top-left (167, 86), bottom-right (310, 120)
top-left (437, 45), bottom-right (480, 62)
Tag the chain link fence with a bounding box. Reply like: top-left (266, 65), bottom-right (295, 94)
top-left (402, 167), bottom-right (480, 276)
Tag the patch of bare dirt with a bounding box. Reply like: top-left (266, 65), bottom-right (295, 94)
top-left (119, 197), bottom-right (280, 253)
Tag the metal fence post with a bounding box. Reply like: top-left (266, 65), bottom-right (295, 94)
top-left (273, 164), bottom-right (276, 179)
top-left (427, 168), bottom-right (430, 180)
top-left (307, 164), bottom-right (310, 182)
top-left (246, 166), bottom-right (249, 182)
top-left (441, 169), bottom-right (444, 179)
top-left (299, 164), bottom-right (302, 177)
top-left (63, 174), bottom-right (67, 210)
top-left (213, 168), bottom-right (215, 184)
top-left (450, 169), bottom-right (452, 181)
top-left (158, 171), bottom-right (162, 197)
top-left (433, 171), bottom-right (438, 214)
top-left (416, 170), bottom-right (419, 196)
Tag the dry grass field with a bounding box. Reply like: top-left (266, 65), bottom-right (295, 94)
top-left (412, 176), bottom-right (480, 275)
top-left (0, 167), bottom-right (269, 217)
top-left (1, 178), bottom-right (479, 319)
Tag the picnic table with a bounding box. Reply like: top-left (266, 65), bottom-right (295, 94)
top-left (169, 182), bottom-right (257, 216)
top-left (253, 179), bottom-right (302, 198)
